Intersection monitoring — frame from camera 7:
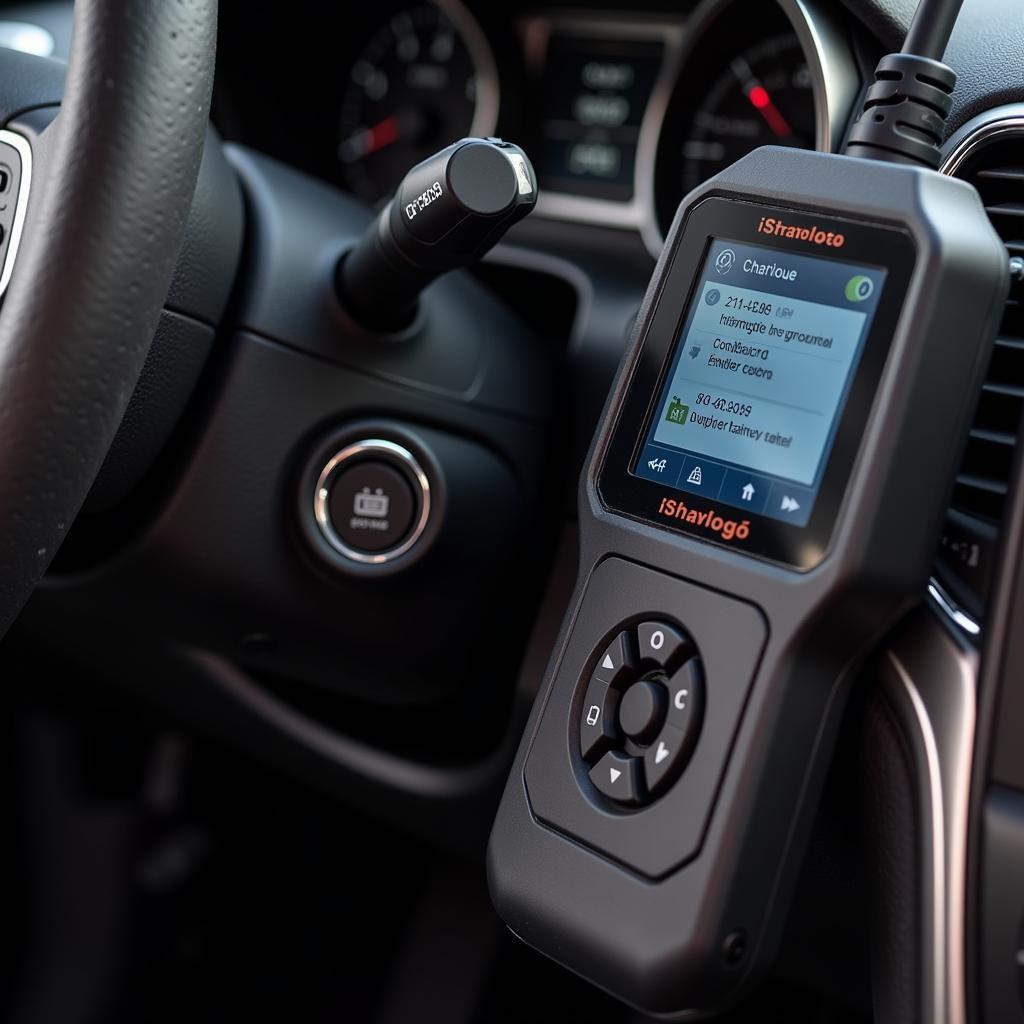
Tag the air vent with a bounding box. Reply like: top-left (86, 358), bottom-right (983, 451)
top-left (934, 126), bottom-right (1024, 624)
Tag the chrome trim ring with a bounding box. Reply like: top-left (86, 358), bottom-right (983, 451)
top-left (941, 109), bottom-right (1024, 177)
top-left (313, 439), bottom-right (431, 566)
top-left (435, 0), bottom-right (500, 142)
top-left (0, 129), bottom-right (32, 299)
top-left (780, 0), bottom-right (860, 158)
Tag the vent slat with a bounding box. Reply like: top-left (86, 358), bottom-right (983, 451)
top-left (955, 473), bottom-right (1010, 496)
top-left (977, 167), bottom-right (1024, 183)
top-left (981, 380), bottom-right (1024, 398)
top-left (984, 202), bottom-right (1024, 218)
top-left (995, 335), bottom-right (1024, 351)
top-left (969, 426), bottom-right (1018, 446)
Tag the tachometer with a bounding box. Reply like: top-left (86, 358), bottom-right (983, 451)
top-left (654, 25), bottom-right (815, 235)
top-left (338, 2), bottom-right (498, 204)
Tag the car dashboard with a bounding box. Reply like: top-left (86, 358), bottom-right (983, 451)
top-left (215, 0), bottom-right (849, 260)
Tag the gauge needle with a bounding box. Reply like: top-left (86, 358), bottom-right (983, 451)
top-left (730, 56), bottom-right (792, 140)
top-left (747, 84), bottom-right (792, 139)
top-left (339, 115), bottom-right (401, 163)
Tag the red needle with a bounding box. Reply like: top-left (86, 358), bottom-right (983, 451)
top-left (363, 115), bottom-right (401, 156)
top-left (747, 84), bottom-right (792, 139)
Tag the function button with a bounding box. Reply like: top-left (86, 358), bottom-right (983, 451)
top-left (594, 630), bottom-right (634, 686)
top-left (719, 468), bottom-right (770, 515)
top-left (677, 456), bottom-right (726, 499)
top-left (636, 621), bottom-right (690, 669)
top-left (579, 675), bottom-right (617, 761)
top-left (765, 481), bottom-right (814, 527)
top-left (643, 723), bottom-right (691, 797)
top-left (635, 444), bottom-right (685, 487)
top-left (665, 658), bottom-right (705, 737)
top-left (329, 461), bottom-right (416, 553)
top-left (589, 750), bottom-right (642, 805)
top-left (312, 439), bottom-right (432, 567)
top-left (617, 679), bottom-right (666, 744)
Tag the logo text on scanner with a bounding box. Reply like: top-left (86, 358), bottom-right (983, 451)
top-left (756, 216), bottom-right (845, 248)
top-left (658, 496), bottom-right (750, 542)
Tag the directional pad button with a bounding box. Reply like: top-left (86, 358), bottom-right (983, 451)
top-left (636, 621), bottom-right (690, 670)
top-left (643, 724), bottom-right (689, 796)
top-left (589, 750), bottom-right (641, 805)
top-left (593, 630), bottom-right (634, 686)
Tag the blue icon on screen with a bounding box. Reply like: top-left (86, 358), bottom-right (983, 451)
top-left (705, 288), bottom-right (721, 306)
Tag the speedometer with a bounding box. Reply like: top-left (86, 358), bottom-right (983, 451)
top-left (680, 35), bottom-right (813, 190)
top-left (338, 2), bottom-right (498, 204)
top-left (654, 16), bottom-right (815, 236)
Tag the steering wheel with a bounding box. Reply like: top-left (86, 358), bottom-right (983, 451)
top-left (0, 0), bottom-right (215, 636)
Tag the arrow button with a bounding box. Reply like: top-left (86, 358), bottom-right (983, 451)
top-left (643, 723), bottom-right (693, 796)
top-left (593, 630), bottom-right (634, 685)
top-left (589, 751), bottom-right (641, 805)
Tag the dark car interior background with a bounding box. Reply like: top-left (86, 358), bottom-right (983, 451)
top-left (0, 0), bottom-right (1022, 1021)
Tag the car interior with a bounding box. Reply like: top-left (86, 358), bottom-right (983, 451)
top-left (0, 0), bottom-right (1022, 1021)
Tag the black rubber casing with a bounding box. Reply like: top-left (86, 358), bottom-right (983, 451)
top-left (487, 146), bottom-right (1008, 1017)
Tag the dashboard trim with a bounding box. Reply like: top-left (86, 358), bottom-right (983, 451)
top-left (781, 0), bottom-right (861, 157)
top-left (875, 608), bottom-right (977, 1024)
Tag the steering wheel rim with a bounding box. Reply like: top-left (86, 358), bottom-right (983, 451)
top-left (0, 0), bottom-right (217, 636)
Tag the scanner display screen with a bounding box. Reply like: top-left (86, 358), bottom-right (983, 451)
top-left (634, 237), bottom-right (887, 527)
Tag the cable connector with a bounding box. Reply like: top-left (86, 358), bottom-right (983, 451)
top-left (844, 53), bottom-right (956, 169)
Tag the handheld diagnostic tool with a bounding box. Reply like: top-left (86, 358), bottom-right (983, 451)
top-left (487, 0), bottom-right (1010, 1016)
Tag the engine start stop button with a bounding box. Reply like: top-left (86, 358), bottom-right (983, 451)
top-left (312, 439), bottom-right (431, 565)
top-left (329, 461), bottom-right (415, 553)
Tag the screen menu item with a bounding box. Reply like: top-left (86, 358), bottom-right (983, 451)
top-left (634, 238), bottom-right (887, 527)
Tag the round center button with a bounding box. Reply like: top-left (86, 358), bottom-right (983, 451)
top-left (312, 438), bottom-right (432, 566)
top-left (617, 679), bottom-right (666, 744)
top-left (328, 461), bottom-right (415, 553)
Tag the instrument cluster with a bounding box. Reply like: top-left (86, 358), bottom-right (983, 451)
top-left (215, 0), bottom-right (831, 256)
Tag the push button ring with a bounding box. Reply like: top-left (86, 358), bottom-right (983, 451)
top-left (313, 439), bottom-right (431, 565)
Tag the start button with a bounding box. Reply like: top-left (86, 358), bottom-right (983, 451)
top-left (313, 439), bottom-right (430, 564)
top-left (329, 461), bottom-right (415, 552)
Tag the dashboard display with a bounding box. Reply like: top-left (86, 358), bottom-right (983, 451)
top-left (634, 237), bottom-right (886, 528)
top-left (529, 29), bottom-right (664, 202)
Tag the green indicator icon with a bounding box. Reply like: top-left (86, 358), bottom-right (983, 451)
top-left (665, 397), bottom-right (689, 425)
top-left (845, 275), bottom-right (874, 302)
